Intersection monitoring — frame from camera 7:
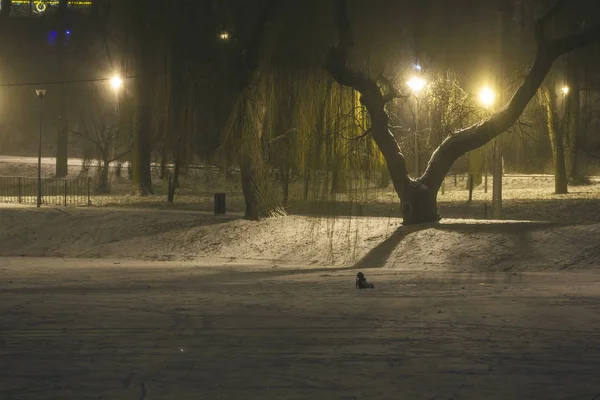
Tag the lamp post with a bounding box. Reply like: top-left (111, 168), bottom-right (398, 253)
top-left (479, 86), bottom-right (496, 197)
top-left (35, 89), bottom-right (46, 208)
top-left (110, 74), bottom-right (123, 163)
top-left (406, 76), bottom-right (426, 177)
top-left (481, 84), bottom-right (505, 218)
top-left (110, 74), bottom-right (123, 92)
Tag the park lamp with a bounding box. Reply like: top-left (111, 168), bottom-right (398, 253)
top-left (110, 75), bottom-right (123, 91)
top-left (406, 76), bottom-right (426, 95)
top-left (479, 86), bottom-right (496, 109)
top-left (219, 31), bottom-right (230, 41)
top-left (561, 85), bottom-right (570, 95)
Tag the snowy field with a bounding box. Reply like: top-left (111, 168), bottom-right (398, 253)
top-left (1, 258), bottom-right (600, 399)
top-left (2, 157), bottom-right (600, 222)
top-left (1, 160), bottom-right (600, 399)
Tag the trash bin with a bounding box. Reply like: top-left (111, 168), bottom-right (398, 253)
top-left (214, 193), bottom-right (226, 214)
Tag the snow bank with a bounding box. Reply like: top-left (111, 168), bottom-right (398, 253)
top-left (0, 206), bottom-right (599, 271)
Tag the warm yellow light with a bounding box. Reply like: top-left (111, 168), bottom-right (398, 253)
top-left (219, 31), bottom-right (230, 41)
top-left (561, 86), bottom-right (570, 95)
top-left (110, 75), bottom-right (123, 91)
top-left (479, 87), bottom-right (496, 108)
top-left (406, 77), bottom-right (426, 94)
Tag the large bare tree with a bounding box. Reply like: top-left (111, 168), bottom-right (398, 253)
top-left (224, 0), bottom-right (285, 220)
top-left (326, 0), bottom-right (600, 224)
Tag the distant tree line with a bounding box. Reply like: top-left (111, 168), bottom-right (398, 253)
top-left (0, 0), bottom-right (599, 223)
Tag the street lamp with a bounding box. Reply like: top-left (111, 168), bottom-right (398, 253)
top-left (110, 75), bottom-right (123, 91)
top-left (407, 76), bottom-right (427, 176)
top-left (219, 31), bottom-right (230, 41)
top-left (561, 85), bottom-right (570, 95)
top-left (407, 77), bottom-right (426, 94)
top-left (35, 89), bottom-right (46, 208)
top-left (109, 74), bottom-right (124, 169)
top-left (479, 86), bottom-right (496, 109)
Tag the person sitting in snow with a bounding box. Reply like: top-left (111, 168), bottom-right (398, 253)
top-left (356, 272), bottom-right (374, 289)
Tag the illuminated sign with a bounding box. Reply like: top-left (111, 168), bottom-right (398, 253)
top-left (0, 1), bottom-right (92, 17)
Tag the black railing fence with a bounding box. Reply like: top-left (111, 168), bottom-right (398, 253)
top-left (0, 176), bottom-right (91, 206)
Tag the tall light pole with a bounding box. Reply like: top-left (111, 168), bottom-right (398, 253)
top-left (479, 86), bottom-right (496, 195)
top-left (110, 74), bottom-right (123, 162)
top-left (407, 76), bottom-right (426, 177)
top-left (35, 89), bottom-right (46, 208)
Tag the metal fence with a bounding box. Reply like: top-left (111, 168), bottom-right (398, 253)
top-left (0, 176), bottom-right (91, 207)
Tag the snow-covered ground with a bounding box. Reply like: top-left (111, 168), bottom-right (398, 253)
top-left (1, 206), bottom-right (600, 269)
top-left (1, 257), bottom-right (600, 399)
top-left (1, 204), bottom-right (600, 398)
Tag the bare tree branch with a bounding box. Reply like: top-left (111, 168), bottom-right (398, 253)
top-left (326, 0), bottom-right (410, 198)
top-left (535, 0), bottom-right (570, 45)
top-left (340, 128), bottom-right (372, 141)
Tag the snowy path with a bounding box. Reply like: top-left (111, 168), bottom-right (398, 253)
top-left (1, 258), bottom-right (600, 399)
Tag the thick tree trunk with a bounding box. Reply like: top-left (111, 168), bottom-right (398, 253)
top-left (401, 181), bottom-right (441, 225)
top-left (540, 85), bottom-right (568, 194)
top-left (227, 0), bottom-right (282, 220)
top-left (55, 0), bottom-right (69, 177)
top-left (159, 145), bottom-right (167, 180)
top-left (131, 103), bottom-right (153, 194)
top-left (55, 124), bottom-right (69, 177)
top-left (331, 161), bottom-right (347, 194)
top-left (241, 155), bottom-right (282, 220)
top-left (565, 59), bottom-right (581, 182)
top-left (131, 42), bottom-right (153, 196)
top-left (303, 170), bottom-right (310, 201)
top-left (240, 99), bottom-right (283, 220)
top-left (97, 159), bottom-right (110, 193)
top-left (168, 143), bottom-right (181, 202)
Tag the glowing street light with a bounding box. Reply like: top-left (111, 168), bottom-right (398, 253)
top-left (110, 75), bottom-right (123, 91)
top-left (406, 76), bottom-right (427, 95)
top-left (561, 86), bottom-right (570, 95)
top-left (219, 31), bottom-right (230, 41)
top-left (479, 87), bottom-right (496, 109)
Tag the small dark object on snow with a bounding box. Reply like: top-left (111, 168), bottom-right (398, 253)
top-left (356, 272), bottom-right (374, 289)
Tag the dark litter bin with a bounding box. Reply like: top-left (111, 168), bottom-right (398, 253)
top-left (214, 193), bottom-right (226, 214)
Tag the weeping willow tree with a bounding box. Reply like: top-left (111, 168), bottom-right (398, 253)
top-left (216, 0), bottom-right (284, 220)
top-left (224, 75), bottom-right (286, 219)
top-left (256, 0), bottom-right (388, 213)
top-left (264, 71), bottom-right (387, 210)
